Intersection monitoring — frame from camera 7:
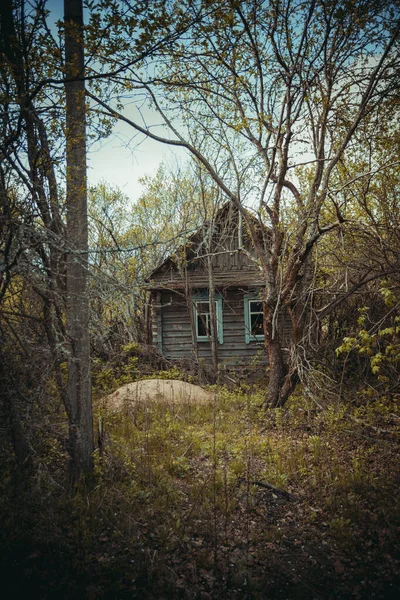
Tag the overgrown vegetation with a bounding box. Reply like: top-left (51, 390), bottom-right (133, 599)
top-left (0, 1), bottom-right (399, 596)
top-left (1, 384), bottom-right (399, 599)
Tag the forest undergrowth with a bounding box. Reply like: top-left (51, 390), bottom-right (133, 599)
top-left (1, 384), bottom-right (399, 599)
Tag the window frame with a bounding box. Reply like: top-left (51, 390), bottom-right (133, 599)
top-left (244, 294), bottom-right (264, 343)
top-left (193, 293), bottom-right (224, 344)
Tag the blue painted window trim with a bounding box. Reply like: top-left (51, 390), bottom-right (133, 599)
top-left (244, 294), bottom-right (264, 344)
top-left (193, 293), bottom-right (223, 344)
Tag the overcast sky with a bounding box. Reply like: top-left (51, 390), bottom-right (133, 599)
top-left (88, 117), bottom-right (187, 203)
top-left (46, 0), bottom-right (187, 204)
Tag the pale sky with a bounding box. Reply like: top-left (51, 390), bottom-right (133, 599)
top-left (88, 120), bottom-right (187, 204)
top-left (46, 0), bottom-right (187, 204)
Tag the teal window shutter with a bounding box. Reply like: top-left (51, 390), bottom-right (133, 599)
top-left (244, 294), bottom-right (251, 344)
top-left (216, 297), bottom-right (224, 344)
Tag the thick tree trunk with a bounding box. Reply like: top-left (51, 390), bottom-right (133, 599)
top-left (264, 302), bottom-right (299, 408)
top-left (64, 0), bottom-right (93, 479)
top-left (265, 331), bottom-right (286, 407)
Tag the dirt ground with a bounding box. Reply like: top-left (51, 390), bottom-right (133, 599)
top-left (101, 379), bottom-right (214, 411)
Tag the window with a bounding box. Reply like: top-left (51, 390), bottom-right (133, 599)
top-left (244, 296), bottom-right (264, 343)
top-left (195, 301), bottom-right (212, 337)
top-left (193, 295), bottom-right (223, 343)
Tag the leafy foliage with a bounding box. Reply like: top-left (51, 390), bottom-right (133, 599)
top-left (336, 282), bottom-right (400, 398)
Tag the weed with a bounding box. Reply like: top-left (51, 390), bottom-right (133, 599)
top-left (2, 381), bottom-right (400, 599)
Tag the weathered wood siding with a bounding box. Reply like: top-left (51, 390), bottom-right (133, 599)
top-left (151, 254), bottom-right (263, 289)
top-left (148, 204), bottom-right (267, 290)
top-left (155, 288), bottom-right (291, 366)
top-left (147, 203), bottom-right (290, 367)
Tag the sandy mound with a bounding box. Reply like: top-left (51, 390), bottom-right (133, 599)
top-left (101, 379), bottom-right (213, 412)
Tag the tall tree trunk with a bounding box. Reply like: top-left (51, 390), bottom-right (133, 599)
top-left (0, 356), bottom-right (32, 472)
top-left (264, 308), bottom-right (285, 408)
top-left (64, 0), bottom-right (93, 479)
top-left (207, 253), bottom-right (218, 383)
top-left (144, 292), bottom-right (151, 346)
top-left (264, 300), bottom-right (298, 408)
top-left (179, 261), bottom-right (200, 370)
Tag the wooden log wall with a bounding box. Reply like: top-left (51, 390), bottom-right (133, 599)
top-left (157, 288), bottom-right (291, 367)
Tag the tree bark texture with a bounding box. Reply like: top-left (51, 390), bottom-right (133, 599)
top-left (264, 299), bottom-right (299, 408)
top-left (207, 253), bottom-right (218, 383)
top-left (64, 0), bottom-right (93, 478)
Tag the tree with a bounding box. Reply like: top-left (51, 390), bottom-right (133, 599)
top-left (0, 0), bottom-right (68, 468)
top-left (0, 0), bottom-right (197, 476)
top-left (64, 0), bottom-right (93, 478)
top-left (89, 0), bottom-right (400, 406)
top-left (309, 94), bottom-right (400, 398)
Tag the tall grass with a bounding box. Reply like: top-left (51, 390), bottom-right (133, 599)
top-left (1, 385), bottom-right (399, 598)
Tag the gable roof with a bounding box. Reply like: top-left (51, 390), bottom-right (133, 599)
top-left (146, 202), bottom-right (267, 290)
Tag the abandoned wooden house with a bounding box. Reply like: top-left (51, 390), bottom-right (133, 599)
top-left (146, 203), bottom-right (290, 369)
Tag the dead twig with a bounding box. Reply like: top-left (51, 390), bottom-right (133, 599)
top-left (239, 478), bottom-right (298, 501)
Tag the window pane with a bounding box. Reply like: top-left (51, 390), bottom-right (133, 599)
top-left (197, 302), bottom-right (210, 315)
top-left (197, 313), bottom-right (209, 336)
top-left (250, 312), bottom-right (263, 336)
top-left (249, 301), bottom-right (262, 313)
top-left (248, 300), bottom-right (263, 336)
top-left (196, 302), bottom-right (210, 337)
